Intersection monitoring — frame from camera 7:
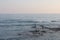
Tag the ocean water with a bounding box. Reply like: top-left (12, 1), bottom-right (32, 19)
top-left (0, 14), bottom-right (60, 40)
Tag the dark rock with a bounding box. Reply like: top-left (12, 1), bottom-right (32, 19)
top-left (41, 31), bottom-right (46, 33)
top-left (29, 30), bottom-right (39, 33)
top-left (29, 29), bottom-right (40, 34)
top-left (49, 28), bottom-right (60, 31)
top-left (51, 20), bottom-right (57, 22)
top-left (18, 33), bottom-right (22, 35)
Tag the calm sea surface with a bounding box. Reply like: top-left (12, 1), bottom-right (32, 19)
top-left (0, 14), bottom-right (60, 40)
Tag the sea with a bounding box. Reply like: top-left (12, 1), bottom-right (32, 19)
top-left (0, 14), bottom-right (60, 40)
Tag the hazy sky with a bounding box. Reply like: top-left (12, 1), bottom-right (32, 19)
top-left (0, 0), bottom-right (60, 14)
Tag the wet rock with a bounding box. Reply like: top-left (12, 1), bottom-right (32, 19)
top-left (51, 20), bottom-right (57, 22)
top-left (29, 30), bottom-right (39, 33)
top-left (49, 28), bottom-right (60, 32)
top-left (29, 30), bottom-right (44, 36)
top-left (17, 33), bottom-right (22, 36)
top-left (41, 30), bottom-right (46, 33)
top-left (29, 29), bottom-right (40, 35)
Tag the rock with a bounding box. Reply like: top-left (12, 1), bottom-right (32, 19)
top-left (18, 33), bottom-right (22, 35)
top-left (51, 20), bottom-right (57, 22)
top-left (49, 28), bottom-right (60, 32)
top-left (29, 29), bottom-right (39, 33)
top-left (29, 29), bottom-right (40, 35)
top-left (41, 30), bottom-right (46, 33)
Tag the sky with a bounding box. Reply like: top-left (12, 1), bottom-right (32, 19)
top-left (0, 0), bottom-right (60, 14)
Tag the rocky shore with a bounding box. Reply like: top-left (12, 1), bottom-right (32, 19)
top-left (17, 24), bottom-right (60, 37)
